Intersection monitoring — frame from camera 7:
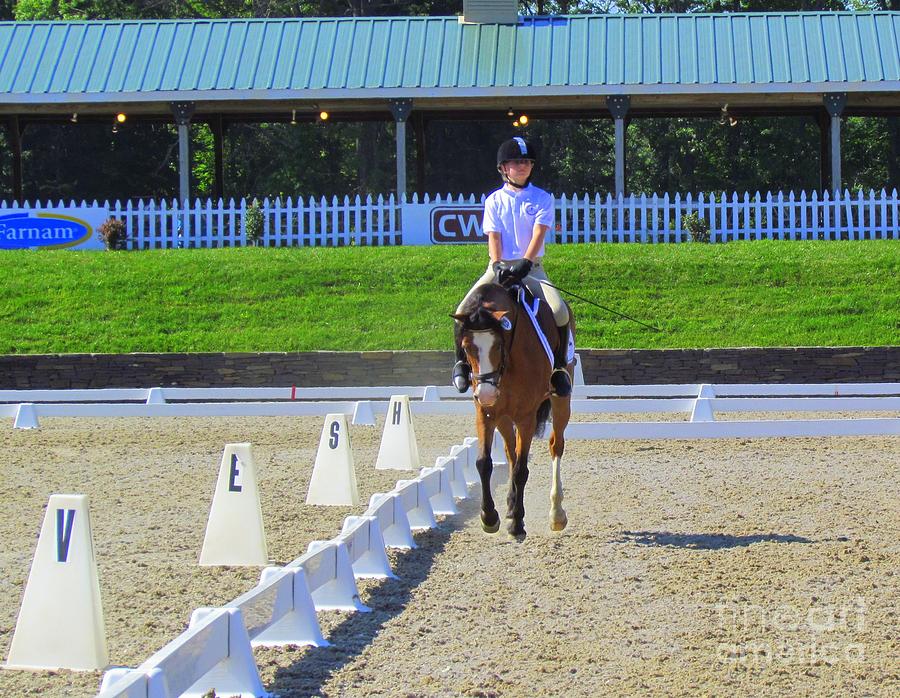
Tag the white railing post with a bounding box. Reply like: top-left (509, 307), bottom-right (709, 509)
top-left (888, 188), bottom-right (897, 240)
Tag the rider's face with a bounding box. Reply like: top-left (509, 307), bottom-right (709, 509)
top-left (501, 159), bottom-right (534, 185)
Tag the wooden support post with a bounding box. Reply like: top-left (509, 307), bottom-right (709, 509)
top-left (823, 93), bottom-right (847, 195)
top-left (606, 96), bottom-right (630, 196)
top-left (170, 102), bottom-right (196, 204)
top-left (389, 99), bottom-right (412, 200)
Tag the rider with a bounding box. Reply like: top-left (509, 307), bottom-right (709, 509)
top-left (451, 136), bottom-right (572, 398)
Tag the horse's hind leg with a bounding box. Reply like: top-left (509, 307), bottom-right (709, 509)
top-left (548, 396), bottom-right (570, 532)
top-left (494, 417), bottom-right (517, 518)
top-left (475, 409), bottom-right (500, 533)
top-left (498, 418), bottom-right (517, 470)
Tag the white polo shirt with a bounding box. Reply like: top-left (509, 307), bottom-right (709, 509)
top-left (482, 183), bottom-right (555, 259)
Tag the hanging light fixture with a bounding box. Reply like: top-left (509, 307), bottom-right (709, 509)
top-left (719, 104), bottom-right (737, 127)
top-left (291, 109), bottom-right (297, 125)
top-left (70, 112), bottom-right (78, 123)
top-left (319, 110), bottom-right (330, 121)
top-left (518, 114), bottom-right (529, 125)
top-left (116, 112), bottom-right (127, 124)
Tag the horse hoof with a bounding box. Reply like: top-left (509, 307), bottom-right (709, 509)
top-left (550, 512), bottom-right (568, 532)
top-left (507, 520), bottom-right (526, 538)
top-left (481, 511), bottom-right (500, 534)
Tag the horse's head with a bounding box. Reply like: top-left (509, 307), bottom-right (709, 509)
top-left (451, 284), bottom-right (516, 407)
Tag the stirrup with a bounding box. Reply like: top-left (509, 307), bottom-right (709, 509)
top-left (550, 367), bottom-right (572, 398)
top-left (452, 361), bottom-right (471, 393)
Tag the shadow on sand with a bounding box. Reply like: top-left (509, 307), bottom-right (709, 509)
top-left (614, 530), bottom-right (813, 550)
top-left (267, 495), bottom-right (482, 696)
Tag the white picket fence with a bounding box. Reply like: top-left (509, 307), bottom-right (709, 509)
top-left (557, 189), bottom-right (900, 244)
top-left (3, 189), bottom-right (898, 248)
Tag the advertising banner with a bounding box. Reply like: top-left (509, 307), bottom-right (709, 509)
top-left (0, 207), bottom-right (109, 251)
top-left (401, 200), bottom-right (485, 246)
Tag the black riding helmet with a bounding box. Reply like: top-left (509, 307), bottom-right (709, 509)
top-left (496, 137), bottom-right (537, 167)
top-left (496, 137), bottom-right (537, 189)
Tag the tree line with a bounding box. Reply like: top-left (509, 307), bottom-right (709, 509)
top-left (1, 0), bottom-right (898, 202)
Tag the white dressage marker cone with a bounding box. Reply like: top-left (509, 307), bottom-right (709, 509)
top-left (375, 394), bottom-right (420, 470)
top-left (14, 403), bottom-right (40, 430)
top-left (352, 400), bottom-right (376, 426)
top-left (421, 385), bottom-right (441, 401)
top-left (690, 384), bottom-right (717, 422)
top-left (200, 443), bottom-right (268, 566)
top-left (306, 414), bottom-right (359, 506)
top-left (6, 494), bottom-right (108, 670)
top-left (573, 352), bottom-right (585, 386)
top-left (145, 387), bottom-right (165, 405)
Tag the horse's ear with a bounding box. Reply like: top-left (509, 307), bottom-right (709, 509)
top-left (450, 313), bottom-right (468, 322)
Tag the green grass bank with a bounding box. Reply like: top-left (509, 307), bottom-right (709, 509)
top-left (0, 241), bottom-right (897, 354)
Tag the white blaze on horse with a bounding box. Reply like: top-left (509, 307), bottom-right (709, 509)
top-left (452, 282), bottom-right (573, 538)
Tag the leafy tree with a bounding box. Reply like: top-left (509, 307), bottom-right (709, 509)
top-left (187, 119), bottom-right (399, 199)
top-left (16, 121), bottom-right (179, 201)
top-left (0, 128), bottom-right (10, 200)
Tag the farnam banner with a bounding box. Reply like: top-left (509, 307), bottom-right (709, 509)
top-left (0, 207), bottom-right (109, 251)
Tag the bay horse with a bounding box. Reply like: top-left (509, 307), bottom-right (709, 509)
top-left (452, 282), bottom-right (573, 538)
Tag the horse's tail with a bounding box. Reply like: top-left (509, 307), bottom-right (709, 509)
top-left (535, 398), bottom-right (552, 438)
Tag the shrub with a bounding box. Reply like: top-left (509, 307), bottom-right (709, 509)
top-left (244, 199), bottom-right (264, 246)
top-left (97, 218), bottom-right (127, 250)
top-left (682, 212), bottom-right (711, 243)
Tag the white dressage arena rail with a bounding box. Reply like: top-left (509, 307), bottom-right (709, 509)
top-left (2, 382), bottom-right (899, 404)
top-left (97, 439), bottom-right (476, 698)
top-left (3, 383), bottom-right (899, 439)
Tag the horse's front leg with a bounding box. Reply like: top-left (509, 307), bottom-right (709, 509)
top-left (475, 408), bottom-right (500, 533)
top-left (506, 418), bottom-right (535, 539)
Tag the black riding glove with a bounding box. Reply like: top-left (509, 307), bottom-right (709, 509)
top-left (508, 258), bottom-right (533, 283)
top-left (492, 260), bottom-right (511, 285)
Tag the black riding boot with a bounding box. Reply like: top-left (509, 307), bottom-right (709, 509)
top-left (451, 323), bottom-right (471, 393)
top-left (550, 324), bottom-right (572, 398)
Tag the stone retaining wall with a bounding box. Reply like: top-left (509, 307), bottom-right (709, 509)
top-left (1, 347), bottom-right (897, 389)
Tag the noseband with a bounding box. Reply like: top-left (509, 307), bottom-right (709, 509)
top-left (471, 336), bottom-right (505, 388)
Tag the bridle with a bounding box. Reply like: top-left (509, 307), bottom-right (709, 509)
top-left (467, 295), bottom-right (520, 390)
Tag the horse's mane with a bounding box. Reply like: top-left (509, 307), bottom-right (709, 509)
top-left (458, 283), bottom-right (512, 331)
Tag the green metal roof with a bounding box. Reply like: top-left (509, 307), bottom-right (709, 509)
top-left (0, 12), bottom-right (898, 104)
